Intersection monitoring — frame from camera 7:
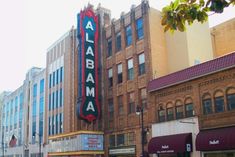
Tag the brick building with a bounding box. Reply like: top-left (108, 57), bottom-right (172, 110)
top-left (147, 52), bottom-right (235, 157)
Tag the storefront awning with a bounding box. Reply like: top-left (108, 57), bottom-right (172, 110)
top-left (196, 126), bottom-right (235, 151)
top-left (148, 133), bottom-right (192, 154)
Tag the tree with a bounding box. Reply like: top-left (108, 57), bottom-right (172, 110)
top-left (161, 0), bottom-right (235, 32)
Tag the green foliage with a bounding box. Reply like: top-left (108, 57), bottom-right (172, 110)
top-left (162, 0), bottom-right (234, 32)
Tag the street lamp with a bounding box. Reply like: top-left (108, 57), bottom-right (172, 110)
top-left (33, 132), bottom-right (42, 157)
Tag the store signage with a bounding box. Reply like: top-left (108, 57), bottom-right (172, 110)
top-left (161, 145), bottom-right (169, 149)
top-left (77, 8), bottom-right (100, 122)
top-left (209, 140), bottom-right (219, 145)
top-left (109, 146), bottom-right (136, 155)
top-left (81, 134), bottom-right (103, 150)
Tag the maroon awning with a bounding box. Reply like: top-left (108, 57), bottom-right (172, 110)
top-left (148, 133), bottom-right (192, 154)
top-left (196, 126), bottom-right (235, 151)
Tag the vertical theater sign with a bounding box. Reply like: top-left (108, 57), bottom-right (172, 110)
top-left (77, 8), bottom-right (100, 123)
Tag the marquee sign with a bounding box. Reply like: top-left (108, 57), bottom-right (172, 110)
top-left (77, 8), bottom-right (100, 122)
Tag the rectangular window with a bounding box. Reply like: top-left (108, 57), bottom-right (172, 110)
top-left (176, 106), bottom-right (184, 119)
top-left (128, 92), bottom-right (135, 114)
top-left (117, 134), bottom-right (125, 146)
top-left (125, 25), bottom-right (132, 46)
top-left (128, 132), bottom-right (135, 145)
top-left (116, 32), bottom-right (121, 52)
top-left (60, 67), bottom-right (63, 82)
top-left (138, 53), bottom-right (145, 75)
top-left (108, 99), bottom-right (114, 120)
top-left (118, 95), bottom-right (124, 115)
top-left (117, 63), bottom-right (123, 84)
top-left (56, 69), bottom-right (59, 84)
top-left (60, 113), bottom-right (63, 133)
top-left (167, 108), bottom-right (174, 121)
top-left (215, 97), bottom-right (224, 113)
top-left (158, 109), bottom-right (165, 122)
top-left (56, 90), bottom-right (58, 108)
top-left (40, 79), bottom-right (44, 93)
top-left (185, 103), bottom-right (194, 117)
top-left (227, 94), bottom-right (235, 110)
top-left (52, 92), bottom-right (55, 110)
top-left (127, 58), bottom-right (134, 80)
top-left (53, 72), bottom-right (55, 86)
top-left (33, 84), bottom-right (37, 97)
top-left (140, 88), bottom-right (147, 109)
top-left (108, 68), bottom-right (113, 87)
top-left (60, 88), bottom-right (63, 107)
top-left (49, 94), bottom-right (51, 111)
top-left (109, 135), bottom-right (116, 147)
top-left (136, 18), bottom-right (144, 40)
top-left (107, 38), bottom-right (112, 57)
top-left (55, 114), bottom-right (58, 134)
top-left (203, 99), bottom-right (213, 115)
top-left (48, 117), bottom-right (51, 135)
top-left (52, 116), bottom-right (54, 135)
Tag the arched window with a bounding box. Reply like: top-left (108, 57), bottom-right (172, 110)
top-left (175, 100), bottom-right (183, 119)
top-left (166, 102), bottom-right (174, 121)
top-left (214, 90), bottom-right (224, 113)
top-left (226, 87), bottom-right (235, 111)
top-left (202, 93), bottom-right (213, 115)
top-left (158, 104), bottom-right (165, 122)
top-left (185, 97), bottom-right (194, 117)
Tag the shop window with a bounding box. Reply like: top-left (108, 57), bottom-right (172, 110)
top-left (108, 68), bottom-right (113, 87)
top-left (118, 95), bottom-right (124, 115)
top-left (214, 90), bottom-right (224, 113)
top-left (117, 134), bottom-right (125, 146)
top-left (128, 92), bottom-right (135, 114)
top-left (227, 87), bottom-right (235, 111)
top-left (158, 105), bottom-right (165, 122)
top-left (125, 25), bottom-right (132, 46)
top-left (117, 63), bottom-right (123, 84)
top-left (109, 135), bottom-right (116, 147)
top-left (138, 53), bottom-right (145, 75)
top-left (127, 58), bottom-right (134, 80)
top-left (167, 107), bottom-right (174, 121)
top-left (107, 38), bottom-right (112, 57)
top-left (176, 105), bottom-right (184, 119)
top-left (116, 32), bottom-right (121, 52)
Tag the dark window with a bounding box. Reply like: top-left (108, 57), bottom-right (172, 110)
top-left (203, 99), bottom-right (213, 115)
top-left (140, 88), bottom-right (147, 109)
top-left (215, 96), bottom-right (224, 113)
top-left (118, 95), bottom-right (124, 115)
top-left (128, 92), bottom-right (135, 114)
top-left (108, 68), bottom-right (113, 87)
top-left (127, 58), bottom-right (134, 80)
top-left (167, 108), bottom-right (174, 121)
top-left (107, 38), bottom-right (112, 57)
top-left (227, 94), bottom-right (235, 110)
top-left (60, 88), bottom-right (63, 107)
top-left (109, 135), bottom-right (116, 147)
top-left (108, 99), bottom-right (114, 120)
top-left (136, 18), bottom-right (144, 40)
top-left (60, 67), bottom-right (63, 82)
top-left (176, 105), bottom-right (184, 119)
top-left (158, 109), bottom-right (165, 122)
top-left (117, 63), bottom-right (123, 84)
top-left (116, 32), bottom-right (121, 52)
top-left (138, 53), bottom-right (145, 75)
top-left (49, 74), bottom-right (52, 88)
top-left (125, 25), bottom-right (132, 46)
top-left (56, 69), bottom-right (59, 84)
top-left (40, 79), bottom-right (44, 93)
top-left (185, 103), bottom-right (194, 117)
top-left (117, 134), bottom-right (125, 146)
top-left (53, 72), bottom-right (55, 86)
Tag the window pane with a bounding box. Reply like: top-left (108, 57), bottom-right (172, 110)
top-left (128, 59), bottom-right (133, 69)
top-left (116, 32), bottom-right (121, 52)
top-left (158, 110), bottom-right (165, 122)
top-left (140, 88), bottom-right (147, 109)
top-left (138, 53), bottom-right (145, 75)
top-left (108, 68), bottom-right (113, 87)
top-left (227, 94), bottom-right (235, 110)
top-left (203, 99), bottom-right (213, 115)
top-left (128, 92), bottom-right (135, 114)
top-left (215, 96), bottom-right (224, 113)
top-left (109, 135), bottom-right (115, 147)
top-left (118, 96), bottom-right (124, 115)
top-left (107, 38), bottom-right (112, 57)
top-left (185, 103), bottom-right (194, 117)
top-left (117, 134), bottom-right (125, 146)
top-left (136, 18), bottom-right (144, 40)
top-left (176, 106), bottom-right (183, 119)
top-left (125, 25), bottom-right (132, 46)
top-left (117, 64), bottom-right (122, 73)
top-left (167, 108), bottom-right (174, 121)
top-left (138, 53), bottom-right (145, 64)
top-left (127, 59), bottom-right (134, 80)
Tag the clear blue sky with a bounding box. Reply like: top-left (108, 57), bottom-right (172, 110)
top-left (0, 0), bottom-right (234, 93)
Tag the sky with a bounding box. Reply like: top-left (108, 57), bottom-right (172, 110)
top-left (0, 0), bottom-right (234, 93)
